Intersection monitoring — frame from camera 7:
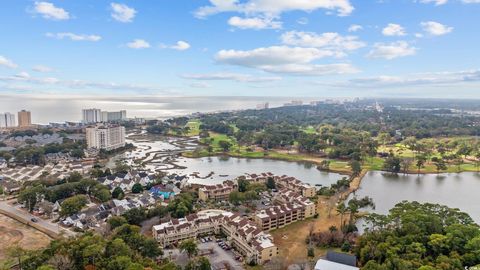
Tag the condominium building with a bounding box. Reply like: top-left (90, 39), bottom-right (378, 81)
top-left (198, 180), bottom-right (237, 201)
top-left (17, 110), bottom-right (32, 127)
top-left (0, 113), bottom-right (16, 128)
top-left (82, 109), bottom-right (102, 123)
top-left (152, 210), bottom-right (278, 264)
top-left (254, 189), bottom-right (316, 231)
top-left (82, 109), bottom-right (127, 123)
top-left (85, 125), bottom-right (126, 151)
top-left (274, 175), bottom-right (317, 198)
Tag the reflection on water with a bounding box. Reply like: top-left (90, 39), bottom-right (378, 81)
top-left (353, 171), bottom-right (480, 225)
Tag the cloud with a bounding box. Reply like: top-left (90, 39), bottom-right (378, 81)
top-left (182, 72), bottom-right (282, 82)
top-left (46, 32), bottom-right (102, 42)
top-left (280, 31), bottom-right (366, 55)
top-left (159, 41), bottom-right (191, 51)
top-left (0, 73), bottom-right (170, 93)
top-left (171, 41), bottom-right (191, 51)
top-left (15, 72), bottom-right (31, 79)
top-left (33, 1), bottom-right (70, 20)
top-left (297, 17), bottom-right (309, 25)
top-left (382, 23), bottom-right (406, 36)
top-left (189, 82), bottom-right (211, 88)
top-left (462, 0), bottom-right (480, 3)
top-left (195, 0), bottom-right (354, 18)
top-left (324, 70), bottom-right (480, 88)
top-left (126, 39), bottom-right (151, 49)
top-left (111, 3), bottom-right (136, 23)
top-left (32, 65), bottom-right (53, 73)
top-left (0, 56), bottom-right (18, 69)
top-left (421, 21), bottom-right (453, 36)
top-left (228, 16), bottom-right (282, 30)
top-left (215, 46), bottom-right (359, 76)
top-left (418, 0), bottom-right (448, 5)
top-left (367, 41), bottom-right (417, 60)
top-left (348, 24), bottom-right (363, 32)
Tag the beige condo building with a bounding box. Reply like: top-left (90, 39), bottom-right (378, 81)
top-left (17, 110), bottom-right (32, 127)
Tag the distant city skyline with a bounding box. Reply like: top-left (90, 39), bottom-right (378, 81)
top-left (0, 1), bottom-right (479, 99)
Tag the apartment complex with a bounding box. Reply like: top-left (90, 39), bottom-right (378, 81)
top-left (152, 210), bottom-right (278, 264)
top-left (254, 189), bottom-right (316, 231)
top-left (82, 109), bottom-right (127, 123)
top-left (0, 113), bottom-right (16, 128)
top-left (85, 125), bottom-right (126, 151)
top-left (198, 180), bottom-right (237, 201)
top-left (17, 110), bottom-right (32, 127)
top-left (246, 173), bottom-right (317, 198)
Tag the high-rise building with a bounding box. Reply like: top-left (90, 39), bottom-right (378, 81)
top-left (85, 125), bottom-right (126, 151)
top-left (17, 110), bottom-right (32, 127)
top-left (256, 102), bottom-right (269, 110)
top-left (82, 109), bottom-right (127, 123)
top-left (107, 110), bottom-right (127, 121)
top-left (82, 109), bottom-right (102, 123)
top-left (0, 112), bottom-right (16, 128)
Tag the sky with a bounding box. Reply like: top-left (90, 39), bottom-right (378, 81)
top-left (0, 0), bottom-right (480, 99)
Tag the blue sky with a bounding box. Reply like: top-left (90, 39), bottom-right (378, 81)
top-left (0, 0), bottom-right (479, 98)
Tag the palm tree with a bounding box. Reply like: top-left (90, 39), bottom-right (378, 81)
top-left (336, 203), bottom-right (348, 230)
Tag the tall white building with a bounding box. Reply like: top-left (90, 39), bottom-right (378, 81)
top-left (82, 109), bottom-right (127, 123)
top-left (82, 109), bottom-right (102, 123)
top-left (0, 113), bottom-right (16, 128)
top-left (85, 125), bottom-right (126, 151)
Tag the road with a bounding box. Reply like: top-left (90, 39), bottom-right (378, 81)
top-left (0, 200), bottom-right (76, 238)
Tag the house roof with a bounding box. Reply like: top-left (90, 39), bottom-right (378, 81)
top-left (326, 251), bottom-right (357, 267)
top-left (314, 259), bottom-right (359, 270)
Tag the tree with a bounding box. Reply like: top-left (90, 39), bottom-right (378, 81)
top-left (431, 157), bottom-right (447, 174)
top-left (218, 140), bottom-right (233, 152)
top-left (179, 239), bottom-right (198, 258)
top-left (60, 195), bottom-right (88, 217)
top-left (18, 185), bottom-right (46, 212)
top-left (237, 179), bottom-right (249, 192)
top-left (336, 203), bottom-right (348, 230)
top-left (357, 202), bottom-right (478, 269)
top-left (383, 156), bottom-right (401, 174)
top-left (112, 187), bottom-right (125, 200)
top-left (350, 160), bottom-right (362, 177)
top-left (319, 160), bottom-right (331, 171)
top-left (400, 158), bottom-right (413, 175)
top-left (131, 183), bottom-right (143, 194)
top-left (229, 191), bottom-right (244, 206)
top-left (107, 216), bottom-right (128, 230)
top-left (416, 155), bottom-right (427, 174)
top-left (266, 177), bottom-right (276, 189)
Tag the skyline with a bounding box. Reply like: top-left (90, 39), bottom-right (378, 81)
top-left (0, 0), bottom-right (480, 98)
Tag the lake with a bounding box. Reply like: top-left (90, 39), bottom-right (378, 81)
top-left (116, 136), bottom-right (347, 187)
top-left (168, 156), bottom-right (347, 186)
top-left (351, 171), bottom-right (480, 224)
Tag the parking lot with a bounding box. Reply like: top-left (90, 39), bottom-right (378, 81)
top-left (198, 241), bottom-right (244, 270)
top-left (163, 237), bottom-right (244, 270)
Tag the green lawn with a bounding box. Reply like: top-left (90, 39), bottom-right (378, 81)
top-left (185, 120), bottom-right (201, 136)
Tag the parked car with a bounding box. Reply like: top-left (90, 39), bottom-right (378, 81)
top-left (31, 218), bottom-right (38, 222)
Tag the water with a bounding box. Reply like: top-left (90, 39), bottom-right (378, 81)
top-left (115, 135), bottom-right (347, 186)
top-left (352, 171), bottom-right (480, 225)
top-left (168, 156), bottom-right (346, 186)
top-left (0, 95), bottom-right (318, 124)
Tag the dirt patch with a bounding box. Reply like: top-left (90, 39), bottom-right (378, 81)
top-left (0, 214), bottom-right (51, 261)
